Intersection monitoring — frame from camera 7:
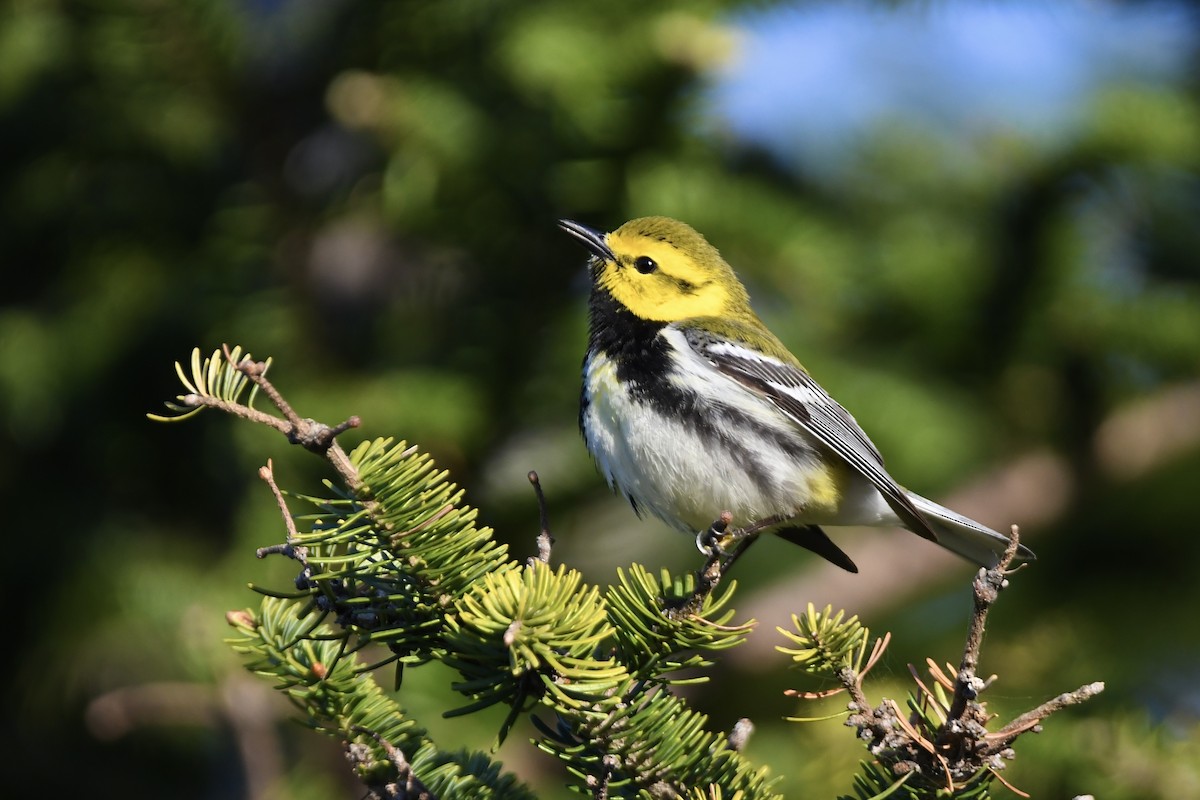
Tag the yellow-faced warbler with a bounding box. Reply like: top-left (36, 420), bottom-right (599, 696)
top-left (559, 216), bottom-right (1033, 573)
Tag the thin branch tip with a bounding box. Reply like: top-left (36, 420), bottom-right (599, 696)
top-left (223, 343), bottom-right (264, 375)
top-left (728, 718), bottom-right (754, 752)
top-left (1000, 524), bottom-right (1021, 569)
top-left (983, 682), bottom-right (1106, 754)
top-left (526, 470), bottom-right (554, 565)
top-left (255, 543), bottom-right (287, 559)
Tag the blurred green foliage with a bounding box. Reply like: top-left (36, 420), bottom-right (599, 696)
top-left (3, 0), bottom-right (1199, 797)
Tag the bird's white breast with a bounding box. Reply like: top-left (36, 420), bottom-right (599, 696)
top-left (582, 336), bottom-right (835, 533)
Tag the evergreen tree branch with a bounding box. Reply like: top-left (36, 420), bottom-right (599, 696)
top-left (160, 345), bottom-right (364, 489)
top-left (228, 598), bottom-right (534, 799)
top-left (781, 526), bottom-right (1104, 798)
top-left (156, 346), bottom-right (1101, 799)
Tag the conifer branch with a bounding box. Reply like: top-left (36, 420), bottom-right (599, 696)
top-left (158, 345), bottom-right (364, 489)
top-left (157, 347), bottom-right (1102, 799)
top-left (780, 525), bottom-right (1104, 797)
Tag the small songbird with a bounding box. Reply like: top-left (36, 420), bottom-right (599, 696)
top-left (560, 216), bottom-right (1032, 573)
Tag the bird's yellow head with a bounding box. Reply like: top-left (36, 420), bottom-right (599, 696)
top-left (559, 216), bottom-right (751, 323)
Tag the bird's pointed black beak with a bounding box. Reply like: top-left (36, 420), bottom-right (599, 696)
top-left (558, 219), bottom-right (616, 262)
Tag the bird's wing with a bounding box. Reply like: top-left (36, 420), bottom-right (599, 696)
top-left (685, 330), bottom-right (938, 542)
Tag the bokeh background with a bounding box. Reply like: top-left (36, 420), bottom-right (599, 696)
top-left (5, 0), bottom-right (1200, 797)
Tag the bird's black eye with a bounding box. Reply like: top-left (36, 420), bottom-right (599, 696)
top-left (634, 256), bottom-right (658, 274)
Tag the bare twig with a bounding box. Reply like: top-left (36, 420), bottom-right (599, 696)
top-left (224, 343), bottom-right (298, 422)
top-left (351, 726), bottom-right (437, 800)
top-left (526, 471), bottom-right (554, 566)
top-left (220, 344), bottom-right (363, 490)
top-left (981, 681), bottom-right (1106, 755)
top-left (179, 347), bottom-right (361, 490)
top-left (257, 459), bottom-right (301, 544)
top-left (841, 666), bottom-right (895, 749)
top-left (947, 526), bottom-right (1021, 723)
top-left (255, 460), bottom-right (313, 589)
top-left (181, 392), bottom-right (292, 433)
top-left (586, 754), bottom-right (620, 800)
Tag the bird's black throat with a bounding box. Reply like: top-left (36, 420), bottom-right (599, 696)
top-left (585, 286), bottom-right (670, 383)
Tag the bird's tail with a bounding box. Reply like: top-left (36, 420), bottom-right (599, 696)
top-left (905, 492), bottom-right (1035, 568)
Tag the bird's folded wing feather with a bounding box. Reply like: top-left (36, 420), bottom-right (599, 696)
top-left (687, 331), bottom-right (938, 542)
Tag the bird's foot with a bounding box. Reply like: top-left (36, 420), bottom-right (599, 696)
top-left (696, 512), bottom-right (786, 556)
top-left (695, 511), bottom-right (735, 556)
top-left (677, 512), bottom-right (776, 618)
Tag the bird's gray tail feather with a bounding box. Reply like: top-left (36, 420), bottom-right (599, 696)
top-left (906, 492), bottom-right (1035, 568)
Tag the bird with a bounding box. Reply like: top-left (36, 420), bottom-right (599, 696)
top-left (559, 215), bottom-right (1033, 573)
